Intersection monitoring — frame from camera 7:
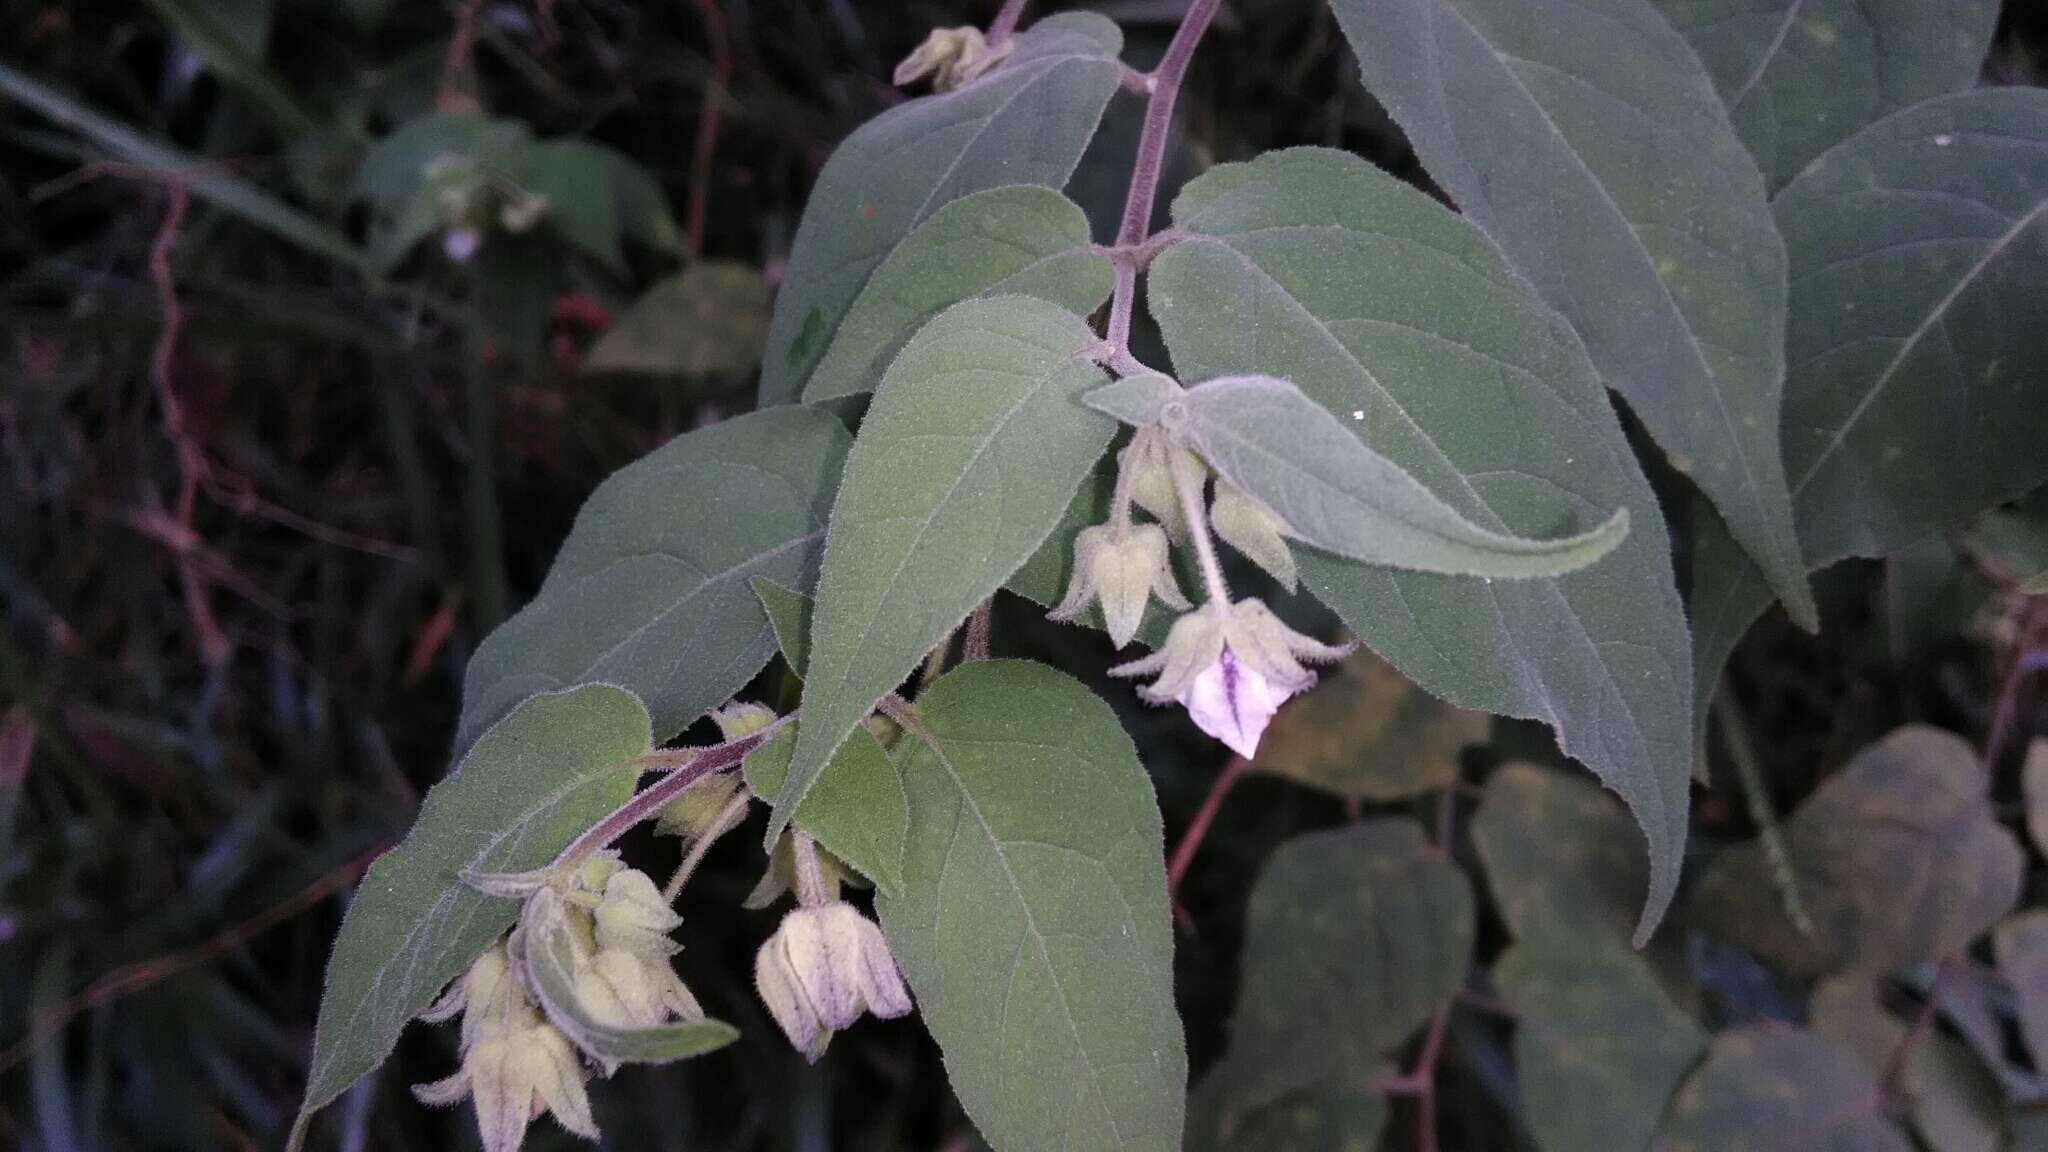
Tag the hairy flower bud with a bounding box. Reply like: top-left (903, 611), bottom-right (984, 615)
top-left (654, 771), bottom-right (743, 841)
top-left (415, 940), bottom-right (597, 1152)
top-left (1120, 428), bottom-right (1204, 541)
top-left (893, 27), bottom-right (1014, 91)
top-left (1048, 523), bottom-right (1190, 648)
top-left (592, 869), bottom-right (682, 957)
top-left (754, 903), bottom-right (913, 1061)
top-left (1110, 599), bottom-right (1353, 758)
top-left (712, 701), bottom-right (778, 742)
top-left (1210, 480), bottom-right (1299, 592)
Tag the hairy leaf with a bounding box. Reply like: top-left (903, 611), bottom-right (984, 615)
top-left (584, 262), bottom-right (770, 377)
top-left (803, 186), bottom-right (1114, 402)
top-left (1177, 374), bottom-right (1631, 577)
top-left (1151, 147), bottom-right (1691, 939)
top-left (776, 297), bottom-right (1113, 842)
top-left (1329, 0), bottom-right (1814, 624)
top-left (1083, 372), bottom-right (1182, 428)
top-left (521, 888), bottom-right (738, 1074)
top-left (759, 14), bottom-right (1122, 405)
top-left (875, 661), bottom-right (1185, 1152)
top-left (1202, 820), bottom-right (1472, 1135)
top-left (1694, 725), bottom-right (2023, 976)
top-left (1653, 0), bottom-right (1999, 191)
top-left (1691, 89), bottom-right (2048, 710)
top-left (458, 406), bottom-right (849, 751)
top-left (1498, 936), bottom-right (1706, 1152)
top-left (1657, 1026), bottom-right (1911, 1151)
top-left (751, 577), bottom-right (813, 678)
top-left (289, 685), bottom-right (651, 1148)
top-left (743, 724), bottom-right (907, 895)
top-left (1250, 647), bottom-right (1488, 801)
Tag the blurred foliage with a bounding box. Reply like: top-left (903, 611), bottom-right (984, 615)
top-left (2, 1), bottom-right (2048, 1150)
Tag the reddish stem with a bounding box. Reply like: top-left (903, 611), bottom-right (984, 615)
top-left (1165, 754), bottom-right (1248, 922)
top-left (551, 720), bottom-right (787, 865)
top-left (1882, 958), bottom-right (1952, 1104)
top-left (1985, 597), bottom-right (2047, 767)
top-left (988, 0), bottom-right (1030, 45)
top-left (686, 0), bottom-right (732, 256)
top-left (1379, 1005), bottom-right (1450, 1152)
top-left (1113, 0), bottom-right (1221, 251)
top-left (437, 0), bottom-right (485, 108)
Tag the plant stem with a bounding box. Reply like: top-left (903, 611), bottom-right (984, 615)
top-left (1100, 0), bottom-right (1222, 368)
top-left (1170, 449), bottom-right (1229, 605)
top-left (1165, 754), bottom-right (1247, 913)
top-left (553, 720), bottom-right (787, 866)
top-left (987, 0), bottom-right (1029, 44)
top-left (664, 792), bottom-right (752, 901)
top-left (685, 0), bottom-right (732, 256)
top-left (791, 830), bottom-right (829, 907)
top-left (1713, 688), bottom-right (1815, 936)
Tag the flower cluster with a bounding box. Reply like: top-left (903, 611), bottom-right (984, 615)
top-left (414, 942), bottom-right (596, 1152)
top-left (1050, 408), bottom-right (1352, 758)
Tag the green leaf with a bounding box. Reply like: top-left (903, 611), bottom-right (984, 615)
top-left (802, 186), bottom-right (1115, 403)
top-left (1082, 372), bottom-right (1181, 428)
top-left (289, 685), bottom-right (652, 1149)
top-left (1471, 762), bottom-right (1652, 943)
top-left (520, 887), bottom-right (739, 1073)
top-left (458, 406), bottom-right (849, 751)
top-left (1249, 647), bottom-right (1488, 802)
top-left (751, 578), bottom-right (813, 678)
top-left (1329, 0), bottom-right (1815, 626)
top-left (144, 0), bottom-right (330, 139)
top-left (1694, 724), bottom-right (2023, 977)
top-left (1496, 936), bottom-right (1706, 1152)
top-left (1656, 1025), bottom-right (1912, 1151)
top-left (1200, 820), bottom-right (1472, 1137)
top-left (1189, 1081), bottom-right (1390, 1152)
top-left (775, 297), bottom-right (1114, 842)
top-left (350, 113), bottom-right (531, 209)
top-left (1810, 974), bottom-right (2005, 1152)
top-left (584, 262), bottom-right (769, 377)
top-left (501, 139), bottom-right (678, 270)
top-left (742, 724), bottom-right (907, 895)
top-left (874, 660), bottom-right (1185, 1152)
top-left (1691, 89), bottom-right (2048, 709)
top-left (1150, 147), bottom-right (1691, 940)
top-left (1653, 0), bottom-right (1999, 192)
top-left (0, 61), bottom-right (371, 275)
top-left (758, 14), bottom-right (1123, 405)
top-left (1177, 374), bottom-right (1631, 577)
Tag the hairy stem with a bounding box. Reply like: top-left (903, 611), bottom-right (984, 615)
top-left (1171, 449), bottom-right (1229, 605)
top-left (1713, 688), bottom-right (1815, 936)
top-left (791, 830), bottom-right (829, 907)
top-left (988, 0), bottom-right (1029, 45)
top-left (1101, 0), bottom-right (1222, 367)
top-left (664, 792), bottom-right (752, 901)
top-left (553, 719), bottom-right (787, 865)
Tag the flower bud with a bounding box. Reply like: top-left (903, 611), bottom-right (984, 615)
top-left (1048, 523), bottom-right (1190, 648)
top-left (654, 771), bottom-right (742, 841)
top-left (1210, 480), bottom-right (1299, 592)
top-left (893, 27), bottom-right (1013, 91)
top-left (754, 903), bottom-right (913, 1061)
top-left (1119, 428), bottom-right (1204, 542)
top-left (592, 869), bottom-right (683, 958)
top-left (713, 700), bottom-right (778, 741)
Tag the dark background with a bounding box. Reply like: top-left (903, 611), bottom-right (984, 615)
top-left (2, 1), bottom-right (2045, 1149)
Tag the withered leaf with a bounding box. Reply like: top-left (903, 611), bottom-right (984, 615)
top-left (1250, 646), bottom-right (1488, 802)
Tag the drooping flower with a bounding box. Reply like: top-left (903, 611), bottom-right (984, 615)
top-left (1120, 427), bottom-right (1205, 541)
top-left (1048, 523), bottom-right (1191, 648)
top-left (415, 942), bottom-right (598, 1152)
top-left (754, 902), bottom-right (913, 1061)
top-left (1110, 599), bottom-right (1352, 758)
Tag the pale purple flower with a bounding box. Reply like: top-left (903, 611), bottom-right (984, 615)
top-left (1179, 647), bottom-right (1294, 759)
top-left (755, 903), bottom-right (913, 1061)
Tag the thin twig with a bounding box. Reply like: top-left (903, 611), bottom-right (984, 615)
top-left (685, 0), bottom-right (732, 256)
top-left (1165, 755), bottom-right (1248, 925)
top-left (438, 0), bottom-right (486, 108)
top-left (1985, 597), bottom-right (2047, 767)
top-left (1713, 687), bottom-right (1815, 935)
top-left (1882, 958), bottom-right (1953, 1106)
top-left (963, 599), bottom-right (993, 662)
top-left (664, 792), bottom-right (752, 900)
top-left (1379, 1004), bottom-right (1450, 1152)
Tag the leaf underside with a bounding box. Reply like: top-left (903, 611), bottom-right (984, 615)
top-left (289, 685), bottom-right (652, 1149)
top-left (1329, 0), bottom-right (1815, 625)
top-left (1150, 147), bottom-right (1692, 939)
